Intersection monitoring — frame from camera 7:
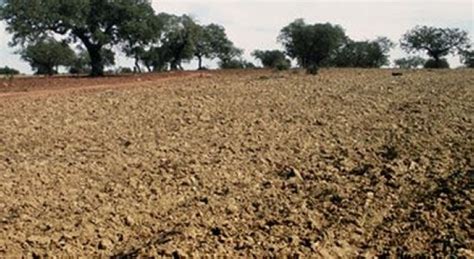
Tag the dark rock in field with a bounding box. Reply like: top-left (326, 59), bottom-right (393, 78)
top-left (279, 167), bottom-right (303, 181)
top-left (381, 166), bottom-right (395, 180)
top-left (211, 227), bottom-right (222, 236)
top-left (198, 196), bottom-right (209, 204)
top-left (330, 194), bottom-right (343, 204)
top-left (262, 181), bottom-right (273, 189)
top-left (118, 138), bottom-right (132, 148)
top-left (386, 179), bottom-right (400, 189)
top-left (392, 72), bottom-right (403, 76)
top-left (349, 164), bottom-right (373, 176)
top-left (379, 145), bottom-right (398, 161)
top-left (172, 249), bottom-right (185, 259)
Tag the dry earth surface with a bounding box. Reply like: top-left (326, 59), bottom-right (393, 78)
top-left (0, 69), bottom-right (473, 257)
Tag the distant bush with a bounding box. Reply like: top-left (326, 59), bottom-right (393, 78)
top-left (69, 48), bottom-right (115, 75)
top-left (20, 38), bottom-right (76, 75)
top-left (69, 52), bottom-right (91, 75)
top-left (306, 64), bottom-right (319, 75)
top-left (252, 49), bottom-right (291, 70)
top-left (117, 67), bottom-right (133, 74)
top-left (219, 59), bottom-right (255, 69)
top-left (327, 37), bottom-right (394, 68)
top-left (394, 56), bottom-right (426, 69)
top-left (219, 60), bottom-right (242, 69)
top-left (424, 59), bottom-right (449, 69)
top-left (460, 50), bottom-right (473, 68)
top-left (0, 66), bottom-right (20, 75)
top-left (104, 69), bottom-right (116, 75)
top-left (244, 62), bottom-right (256, 69)
top-left (275, 60), bottom-right (291, 71)
top-left (69, 67), bottom-right (87, 75)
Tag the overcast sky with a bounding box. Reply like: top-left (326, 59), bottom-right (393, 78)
top-left (0, 0), bottom-right (472, 73)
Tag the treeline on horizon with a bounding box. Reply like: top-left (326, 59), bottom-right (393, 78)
top-left (0, 0), bottom-right (472, 76)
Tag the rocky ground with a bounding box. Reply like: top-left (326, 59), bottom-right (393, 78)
top-left (0, 69), bottom-right (472, 257)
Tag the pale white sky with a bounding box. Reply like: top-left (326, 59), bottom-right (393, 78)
top-left (0, 0), bottom-right (472, 73)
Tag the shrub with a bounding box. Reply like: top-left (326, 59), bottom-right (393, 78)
top-left (424, 59), bottom-right (450, 69)
top-left (244, 62), bottom-right (256, 69)
top-left (394, 56), bottom-right (426, 69)
top-left (19, 38), bottom-right (75, 75)
top-left (275, 60), bottom-right (291, 71)
top-left (252, 49), bottom-right (291, 70)
top-left (460, 50), bottom-right (473, 68)
top-left (0, 66), bottom-right (20, 75)
top-left (306, 64), bottom-right (319, 75)
top-left (118, 67), bottom-right (133, 74)
top-left (219, 59), bottom-right (255, 69)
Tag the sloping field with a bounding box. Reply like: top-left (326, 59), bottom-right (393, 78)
top-left (0, 71), bottom-right (202, 98)
top-left (0, 69), bottom-right (472, 257)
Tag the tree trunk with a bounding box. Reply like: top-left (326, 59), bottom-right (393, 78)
top-left (47, 66), bottom-right (55, 76)
top-left (198, 56), bottom-right (203, 70)
top-left (47, 64), bottom-right (55, 76)
top-left (72, 31), bottom-right (104, 76)
top-left (306, 63), bottom-right (319, 75)
top-left (134, 56), bottom-right (142, 73)
top-left (146, 65), bottom-right (152, 73)
top-left (170, 60), bottom-right (179, 71)
top-left (433, 55), bottom-right (443, 68)
top-left (87, 45), bottom-right (104, 77)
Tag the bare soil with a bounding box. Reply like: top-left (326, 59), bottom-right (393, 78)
top-left (0, 69), bottom-right (473, 257)
top-left (0, 71), bottom-right (207, 98)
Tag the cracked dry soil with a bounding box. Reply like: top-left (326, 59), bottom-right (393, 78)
top-left (0, 69), bottom-right (473, 257)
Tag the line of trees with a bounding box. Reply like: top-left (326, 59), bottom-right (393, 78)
top-left (277, 20), bottom-right (471, 74)
top-left (0, 1), bottom-right (472, 76)
top-left (0, 0), bottom-right (243, 76)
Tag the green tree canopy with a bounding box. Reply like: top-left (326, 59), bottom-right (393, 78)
top-left (219, 59), bottom-right (254, 69)
top-left (1, 0), bottom-right (158, 76)
top-left (400, 26), bottom-right (470, 68)
top-left (217, 45), bottom-right (244, 69)
top-left (328, 37), bottom-right (394, 68)
top-left (69, 47), bottom-right (115, 75)
top-left (158, 14), bottom-right (200, 70)
top-left (139, 46), bottom-right (169, 72)
top-left (424, 58), bottom-right (449, 69)
top-left (20, 38), bottom-right (76, 75)
top-left (394, 56), bottom-right (426, 69)
top-left (194, 23), bottom-right (235, 70)
top-left (0, 66), bottom-right (20, 75)
top-left (460, 49), bottom-right (474, 68)
top-left (134, 16), bottom-right (240, 72)
top-left (279, 19), bottom-right (347, 74)
top-left (120, 7), bottom-right (162, 73)
top-left (252, 50), bottom-right (291, 70)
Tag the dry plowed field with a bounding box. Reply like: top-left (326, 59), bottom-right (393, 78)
top-left (0, 69), bottom-right (473, 257)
